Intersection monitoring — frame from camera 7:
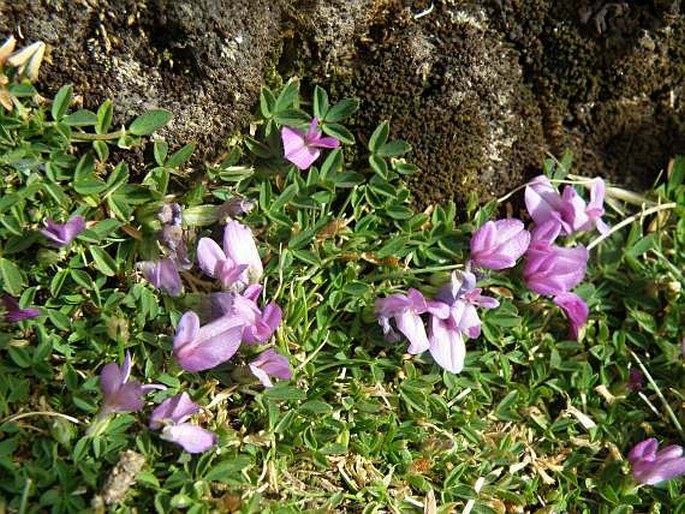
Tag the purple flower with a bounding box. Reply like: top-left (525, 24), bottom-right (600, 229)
top-left (210, 287), bottom-right (282, 345)
top-left (428, 271), bottom-right (499, 373)
top-left (197, 220), bottom-right (263, 291)
top-left (149, 393), bottom-right (216, 453)
top-left (39, 215), bottom-right (85, 247)
top-left (375, 288), bottom-right (449, 355)
top-left (628, 438), bottom-right (685, 485)
top-left (553, 292), bottom-right (589, 340)
top-left (524, 240), bottom-right (588, 296)
top-left (2, 295), bottom-right (40, 323)
top-left (281, 118), bottom-right (340, 170)
top-left (99, 352), bottom-right (165, 414)
top-left (249, 348), bottom-right (293, 388)
top-left (139, 258), bottom-right (183, 296)
top-left (627, 368), bottom-right (644, 392)
top-left (173, 311), bottom-right (245, 372)
top-left (525, 176), bottom-right (608, 236)
top-left (470, 219), bottom-right (531, 270)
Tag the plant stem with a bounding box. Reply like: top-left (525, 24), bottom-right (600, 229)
top-left (630, 349), bottom-right (685, 440)
top-left (587, 202), bottom-right (676, 251)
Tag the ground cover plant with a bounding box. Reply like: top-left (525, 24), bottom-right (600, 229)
top-left (2, 38), bottom-right (685, 513)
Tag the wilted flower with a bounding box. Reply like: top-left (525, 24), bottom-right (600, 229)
top-left (173, 310), bottom-right (245, 372)
top-left (5, 40), bottom-right (46, 81)
top-left (628, 438), bottom-right (685, 485)
top-left (249, 348), bottom-right (293, 388)
top-left (39, 215), bottom-right (85, 247)
top-left (627, 368), bottom-right (644, 392)
top-left (219, 197), bottom-right (257, 219)
top-left (2, 295), bottom-right (40, 323)
top-left (197, 220), bottom-right (263, 291)
top-left (139, 258), bottom-right (183, 296)
top-left (470, 219), bottom-right (531, 270)
top-left (525, 175), bottom-right (608, 236)
top-left (524, 239), bottom-right (588, 296)
top-left (158, 203), bottom-right (191, 269)
top-left (552, 292), bottom-right (589, 340)
top-left (375, 288), bottom-right (449, 355)
top-left (281, 118), bottom-right (340, 170)
top-left (99, 352), bottom-right (165, 415)
top-left (149, 393), bottom-right (216, 453)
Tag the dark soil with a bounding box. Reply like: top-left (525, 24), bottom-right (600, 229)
top-left (0, 0), bottom-right (282, 168)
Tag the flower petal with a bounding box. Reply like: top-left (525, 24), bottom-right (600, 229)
top-left (174, 313), bottom-right (245, 372)
top-left (149, 392), bottom-right (199, 429)
top-left (161, 423), bottom-right (217, 453)
top-left (223, 221), bottom-right (263, 285)
top-left (196, 237), bottom-right (228, 279)
top-left (428, 316), bottom-right (466, 374)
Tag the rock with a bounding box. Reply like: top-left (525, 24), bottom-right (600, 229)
top-left (0, 0), bottom-right (282, 161)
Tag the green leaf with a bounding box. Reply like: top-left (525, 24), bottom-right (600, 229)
top-left (270, 183), bottom-right (299, 213)
top-left (204, 456), bottom-right (254, 482)
top-left (377, 140), bottom-right (411, 158)
top-left (330, 171), bottom-right (365, 188)
top-left (376, 236), bottom-right (410, 259)
top-left (89, 246), bottom-right (118, 277)
top-left (153, 140), bottom-right (169, 166)
top-left (313, 85), bottom-right (329, 120)
top-left (96, 99), bottom-right (114, 134)
top-left (244, 136), bottom-right (275, 159)
top-left (260, 87), bottom-right (276, 118)
top-left (275, 78), bottom-right (300, 112)
top-left (74, 154), bottom-right (107, 195)
top-left (321, 123), bottom-right (354, 145)
top-left (274, 109), bottom-right (311, 127)
top-left (92, 140), bottom-right (109, 161)
top-left (325, 98), bottom-right (359, 123)
top-left (51, 84), bottom-right (73, 121)
top-left (0, 258), bottom-right (24, 295)
top-left (165, 143), bottom-right (195, 169)
top-left (319, 148), bottom-right (343, 181)
top-left (368, 121), bottom-right (389, 152)
top-left (264, 384), bottom-right (307, 401)
top-left (128, 109), bottom-right (172, 136)
top-left (369, 154), bottom-right (388, 179)
top-left (63, 109), bottom-right (97, 127)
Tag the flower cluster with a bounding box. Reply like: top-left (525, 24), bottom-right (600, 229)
top-left (95, 204), bottom-right (292, 453)
top-left (375, 175), bottom-right (608, 373)
top-left (376, 219), bottom-right (530, 373)
top-left (523, 176), bottom-right (608, 339)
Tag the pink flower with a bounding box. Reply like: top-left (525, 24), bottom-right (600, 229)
top-left (149, 393), bottom-right (216, 453)
top-left (428, 271), bottom-right (499, 373)
top-left (375, 288), bottom-right (449, 355)
top-left (249, 348), bottom-right (293, 387)
top-left (197, 220), bottom-right (263, 291)
top-left (173, 311), bottom-right (245, 372)
top-left (281, 118), bottom-right (340, 170)
top-left (139, 258), bottom-right (183, 296)
top-left (553, 292), bottom-right (589, 340)
top-left (470, 219), bottom-right (531, 270)
top-left (525, 176), bottom-right (608, 236)
top-left (524, 240), bottom-right (589, 296)
top-left (210, 286), bottom-right (282, 345)
top-left (99, 352), bottom-right (165, 414)
top-left (628, 438), bottom-right (685, 485)
top-left (40, 215), bottom-right (85, 247)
